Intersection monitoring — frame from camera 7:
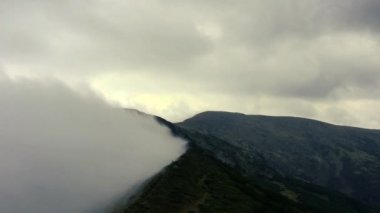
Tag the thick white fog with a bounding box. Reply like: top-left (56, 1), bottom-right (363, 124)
top-left (0, 74), bottom-right (186, 212)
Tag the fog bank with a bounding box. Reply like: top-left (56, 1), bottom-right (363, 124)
top-left (0, 75), bottom-right (186, 212)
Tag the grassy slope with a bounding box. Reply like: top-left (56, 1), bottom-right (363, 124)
top-left (120, 117), bottom-right (374, 213)
top-left (179, 111), bottom-right (380, 207)
top-left (124, 146), bottom-right (372, 213)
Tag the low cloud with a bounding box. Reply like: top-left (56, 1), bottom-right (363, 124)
top-left (0, 75), bottom-right (186, 212)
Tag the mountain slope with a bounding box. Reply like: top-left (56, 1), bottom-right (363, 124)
top-left (118, 117), bottom-right (375, 213)
top-left (125, 147), bottom-right (372, 213)
top-left (179, 111), bottom-right (380, 207)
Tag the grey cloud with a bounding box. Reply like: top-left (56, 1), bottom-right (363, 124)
top-left (0, 75), bottom-right (186, 212)
top-left (320, 0), bottom-right (380, 33)
top-left (198, 0), bottom-right (380, 43)
top-left (0, 0), bottom-right (211, 75)
top-left (279, 61), bottom-right (380, 99)
top-left (0, 0), bottom-right (380, 127)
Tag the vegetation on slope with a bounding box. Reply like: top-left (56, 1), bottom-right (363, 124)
top-left (179, 111), bottom-right (380, 207)
top-left (118, 116), bottom-right (374, 213)
top-left (124, 146), bottom-right (372, 213)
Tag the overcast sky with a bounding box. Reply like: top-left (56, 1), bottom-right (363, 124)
top-left (1, 0), bottom-right (380, 128)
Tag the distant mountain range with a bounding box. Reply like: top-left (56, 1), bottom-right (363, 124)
top-left (117, 111), bottom-right (380, 213)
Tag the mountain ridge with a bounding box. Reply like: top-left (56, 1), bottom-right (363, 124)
top-left (119, 115), bottom-right (375, 212)
top-left (183, 111), bottom-right (380, 131)
top-left (179, 111), bottom-right (380, 208)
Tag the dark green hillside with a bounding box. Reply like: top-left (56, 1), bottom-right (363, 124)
top-left (179, 111), bottom-right (380, 207)
top-left (123, 146), bottom-right (372, 213)
top-left (125, 147), bottom-right (303, 213)
top-left (118, 117), bottom-right (374, 213)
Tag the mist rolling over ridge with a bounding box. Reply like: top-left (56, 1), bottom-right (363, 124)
top-left (0, 74), bottom-right (186, 213)
top-left (1, 0), bottom-right (380, 212)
